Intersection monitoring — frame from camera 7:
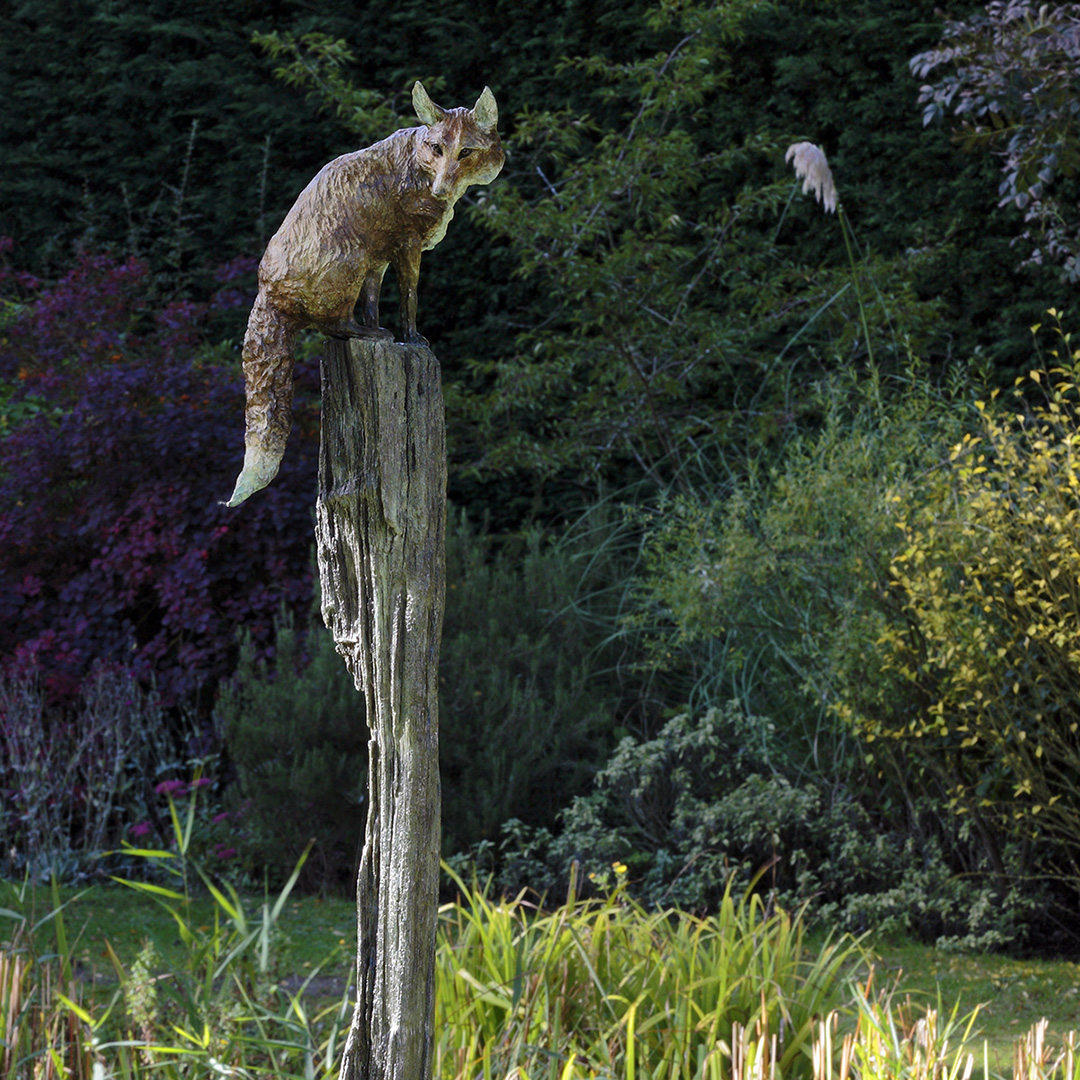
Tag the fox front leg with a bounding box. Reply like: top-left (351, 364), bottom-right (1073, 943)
top-left (316, 268), bottom-right (393, 342)
top-left (393, 243), bottom-right (429, 347)
top-left (359, 265), bottom-right (388, 331)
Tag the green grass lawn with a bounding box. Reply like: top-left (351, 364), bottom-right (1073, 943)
top-left (49, 882), bottom-right (356, 983)
top-left (866, 938), bottom-right (1080, 1072)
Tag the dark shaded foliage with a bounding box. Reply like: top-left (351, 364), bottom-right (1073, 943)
top-left (0, 0), bottom-right (352, 291)
top-left (0, 0), bottom-right (1067, 384)
top-left (912, 1), bottom-right (1080, 280)
top-left (218, 509), bottom-right (623, 892)
top-left (219, 617), bottom-right (366, 893)
top-left (702, 0), bottom-right (1067, 375)
top-left (0, 246), bottom-right (318, 705)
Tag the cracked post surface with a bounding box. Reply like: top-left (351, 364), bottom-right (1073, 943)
top-left (315, 338), bottom-right (445, 1080)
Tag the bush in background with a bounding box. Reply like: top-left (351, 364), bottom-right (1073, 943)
top-left (452, 361), bottom-right (1046, 947)
top-left (624, 360), bottom-right (976, 773)
top-left (437, 509), bottom-right (617, 854)
top-left (218, 615), bottom-right (367, 894)
top-left (474, 702), bottom-right (1037, 951)
top-left (864, 321), bottom-right (1080, 889)
top-left (218, 510), bottom-right (624, 891)
top-left (0, 248), bottom-right (319, 706)
top-left (0, 664), bottom-right (207, 881)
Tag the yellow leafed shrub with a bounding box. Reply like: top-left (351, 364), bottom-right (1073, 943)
top-left (868, 318), bottom-right (1080, 880)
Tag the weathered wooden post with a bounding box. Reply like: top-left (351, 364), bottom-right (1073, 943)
top-left (224, 80), bottom-right (504, 1080)
top-left (316, 337), bottom-right (445, 1080)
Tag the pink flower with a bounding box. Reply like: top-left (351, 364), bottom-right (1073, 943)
top-left (211, 811), bottom-right (230, 824)
top-left (214, 844), bottom-right (238, 860)
top-left (131, 821), bottom-right (153, 838)
top-left (154, 779), bottom-right (188, 797)
top-left (190, 777), bottom-right (212, 789)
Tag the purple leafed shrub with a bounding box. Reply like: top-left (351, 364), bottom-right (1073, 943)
top-left (0, 244), bottom-right (318, 705)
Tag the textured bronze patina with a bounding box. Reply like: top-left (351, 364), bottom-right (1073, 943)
top-left (226, 81), bottom-right (504, 507)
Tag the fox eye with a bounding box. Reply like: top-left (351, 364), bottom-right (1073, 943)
top-left (458, 147), bottom-right (474, 159)
top-left (429, 142), bottom-right (444, 157)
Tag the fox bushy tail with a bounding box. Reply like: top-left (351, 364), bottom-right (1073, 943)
top-left (225, 294), bottom-right (298, 507)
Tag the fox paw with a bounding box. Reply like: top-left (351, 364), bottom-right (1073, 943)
top-left (323, 319), bottom-right (393, 341)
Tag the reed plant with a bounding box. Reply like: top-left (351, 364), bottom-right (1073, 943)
top-left (0, 878), bottom-right (96, 1079)
top-left (0, 786), bottom-right (354, 1077)
top-left (813, 975), bottom-right (982, 1080)
top-left (810, 973), bottom-right (1080, 1080)
top-left (435, 865), bottom-right (864, 1080)
top-left (93, 786), bottom-right (353, 1074)
top-left (3, 866), bottom-right (1080, 1080)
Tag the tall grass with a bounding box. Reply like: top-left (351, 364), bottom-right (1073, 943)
top-left (0, 878), bottom-right (97, 1079)
top-left (811, 974), bottom-right (1080, 1080)
top-left (0, 793), bottom-right (354, 1077)
top-left (435, 865), bottom-right (863, 1080)
top-left (3, 865), bottom-right (1077, 1080)
top-left (2, 862), bottom-right (863, 1079)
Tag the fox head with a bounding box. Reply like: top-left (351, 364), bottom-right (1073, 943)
top-left (412, 81), bottom-right (505, 202)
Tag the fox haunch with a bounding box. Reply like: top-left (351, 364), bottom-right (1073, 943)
top-left (226, 81), bottom-right (504, 507)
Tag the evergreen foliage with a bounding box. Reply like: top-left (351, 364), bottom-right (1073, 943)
top-left (443, 0), bottom-right (964, 491)
top-left (719, 0), bottom-right (1064, 373)
top-left (218, 511), bottom-right (622, 888)
top-left (0, 0), bottom-right (350, 290)
top-left (0, 0), bottom-right (1064, 383)
top-left (463, 0), bottom-right (796, 485)
top-left (488, 702), bottom-right (1036, 950)
top-left (236, 0), bottom-right (1062, 499)
top-left (438, 509), bottom-right (618, 854)
top-left (218, 615), bottom-right (366, 893)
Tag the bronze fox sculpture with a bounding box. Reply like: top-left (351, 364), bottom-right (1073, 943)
top-left (226, 81), bottom-right (505, 506)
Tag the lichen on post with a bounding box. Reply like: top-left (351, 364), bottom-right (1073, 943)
top-left (316, 336), bottom-right (445, 1080)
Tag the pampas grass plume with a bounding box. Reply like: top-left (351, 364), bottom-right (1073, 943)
top-left (785, 142), bottom-right (838, 213)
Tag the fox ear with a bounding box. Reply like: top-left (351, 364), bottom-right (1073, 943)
top-left (473, 86), bottom-right (498, 132)
top-left (413, 81), bottom-right (446, 126)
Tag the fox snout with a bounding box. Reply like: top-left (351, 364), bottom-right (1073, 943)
top-left (430, 158), bottom-right (459, 200)
top-left (428, 144), bottom-right (501, 199)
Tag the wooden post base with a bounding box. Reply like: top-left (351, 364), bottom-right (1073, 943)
top-left (315, 338), bottom-right (445, 1080)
